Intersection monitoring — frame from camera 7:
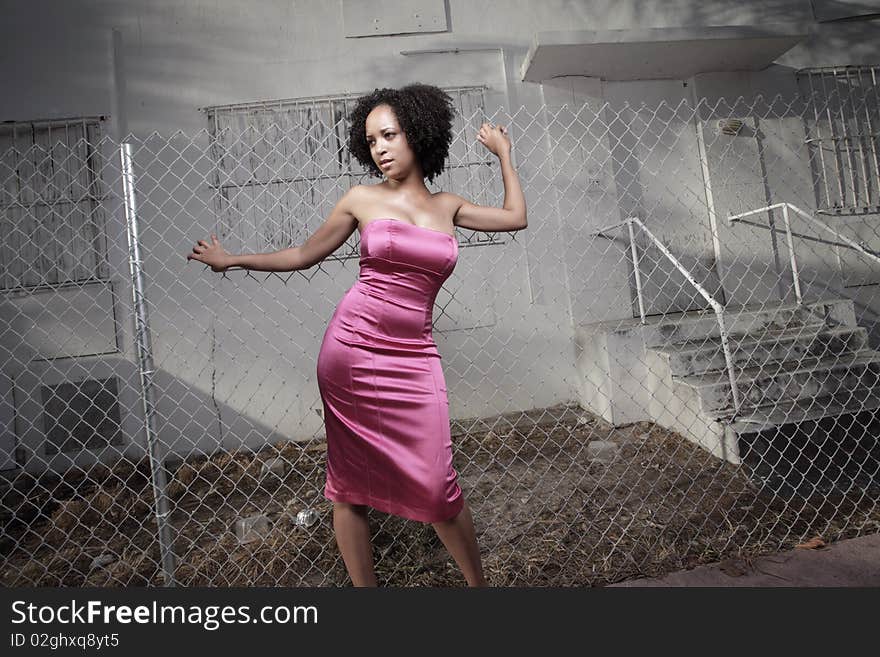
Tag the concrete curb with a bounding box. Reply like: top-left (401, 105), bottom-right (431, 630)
top-left (608, 532), bottom-right (880, 586)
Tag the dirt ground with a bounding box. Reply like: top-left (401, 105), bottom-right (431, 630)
top-left (2, 402), bottom-right (879, 587)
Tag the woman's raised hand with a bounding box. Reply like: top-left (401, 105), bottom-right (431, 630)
top-left (186, 233), bottom-right (231, 272)
top-left (476, 122), bottom-right (511, 158)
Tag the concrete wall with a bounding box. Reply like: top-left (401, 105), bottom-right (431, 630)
top-left (5, 1), bottom-right (873, 134)
top-left (2, 0), bottom-right (879, 470)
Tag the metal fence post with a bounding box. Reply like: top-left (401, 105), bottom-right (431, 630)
top-left (120, 141), bottom-right (177, 586)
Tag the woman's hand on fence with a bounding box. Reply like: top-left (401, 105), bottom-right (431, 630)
top-left (186, 234), bottom-right (231, 272)
top-left (477, 122), bottom-right (511, 158)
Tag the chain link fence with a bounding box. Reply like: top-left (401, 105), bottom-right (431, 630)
top-left (2, 81), bottom-right (879, 587)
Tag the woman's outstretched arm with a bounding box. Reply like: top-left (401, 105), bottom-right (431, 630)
top-left (186, 187), bottom-right (361, 273)
top-left (448, 123), bottom-right (527, 232)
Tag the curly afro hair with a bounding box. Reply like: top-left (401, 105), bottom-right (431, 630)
top-left (347, 83), bottom-right (456, 185)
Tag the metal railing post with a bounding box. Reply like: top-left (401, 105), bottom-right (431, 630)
top-left (781, 203), bottom-right (803, 305)
top-left (631, 218), bottom-right (742, 419)
top-left (120, 142), bottom-right (177, 587)
top-left (593, 217), bottom-right (743, 419)
top-left (627, 218), bottom-right (647, 325)
top-left (728, 202), bottom-right (880, 270)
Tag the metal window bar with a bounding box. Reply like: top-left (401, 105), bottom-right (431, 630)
top-left (798, 65), bottom-right (880, 214)
top-left (0, 117), bottom-right (110, 292)
top-left (200, 86), bottom-right (500, 260)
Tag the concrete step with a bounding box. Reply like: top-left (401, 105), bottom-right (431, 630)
top-left (641, 298), bottom-right (857, 347)
top-left (729, 386), bottom-right (880, 434)
top-left (575, 296), bottom-right (872, 471)
top-left (649, 323), bottom-right (868, 377)
top-left (673, 349), bottom-right (880, 417)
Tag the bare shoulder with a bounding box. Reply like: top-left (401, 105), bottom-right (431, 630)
top-left (345, 184), bottom-right (369, 203)
top-left (353, 182), bottom-right (393, 200)
top-left (343, 184), bottom-right (376, 211)
top-left (346, 183), bottom-right (379, 218)
top-left (438, 190), bottom-right (463, 204)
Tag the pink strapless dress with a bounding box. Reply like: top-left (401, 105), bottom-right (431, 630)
top-left (316, 218), bottom-right (464, 523)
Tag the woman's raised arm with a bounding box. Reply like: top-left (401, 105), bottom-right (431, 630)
top-left (451, 123), bottom-right (526, 232)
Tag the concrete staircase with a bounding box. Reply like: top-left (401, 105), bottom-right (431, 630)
top-left (644, 298), bottom-right (880, 493)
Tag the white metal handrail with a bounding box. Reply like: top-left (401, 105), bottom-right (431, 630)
top-left (592, 216), bottom-right (743, 420)
top-left (727, 202), bottom-right (880, 306)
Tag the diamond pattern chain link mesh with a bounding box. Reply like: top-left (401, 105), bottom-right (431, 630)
top-left (2, 87), bottom-right (879, 587)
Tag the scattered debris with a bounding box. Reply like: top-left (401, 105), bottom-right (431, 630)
top-left (795, 536), bottom-right (827, 550)
top-left (587, 440), bottom-right (619, 464)
top-left (261, 458), bottom-right (288, 478)
top-left (90, 554), bottom-right (117, 570)
top-left (295, 508), bottom-right (319, 528)
top-left (235, 514), bottom-right (269, 544)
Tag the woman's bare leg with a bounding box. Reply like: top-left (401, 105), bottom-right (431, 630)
top-left (431, 498), bottom-right (488, 587)
top-left (332, 501), bottom-right (377, 587)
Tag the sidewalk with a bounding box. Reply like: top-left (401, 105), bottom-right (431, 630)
top-left (608, 532), bottom-right (880, 586)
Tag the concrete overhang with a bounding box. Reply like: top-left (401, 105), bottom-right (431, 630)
top-left (520, 23), bottom-right (813, 82)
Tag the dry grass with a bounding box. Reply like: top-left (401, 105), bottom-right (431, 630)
top-left (2, 403), bottom-right (878, 587)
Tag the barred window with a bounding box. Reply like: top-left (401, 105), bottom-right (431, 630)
top-left (798, 65), bottom-right (880, 215)
top-left (0, 117), bottom-right (110, 291)
top-left (202, 85), bottom-right (496, 258)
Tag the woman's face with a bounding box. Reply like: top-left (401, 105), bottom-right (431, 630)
top-left (364, 104), bottom-right (417, 179)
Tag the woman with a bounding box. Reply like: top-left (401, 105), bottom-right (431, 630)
top-left (187, 83), bottom-right (527, 587)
